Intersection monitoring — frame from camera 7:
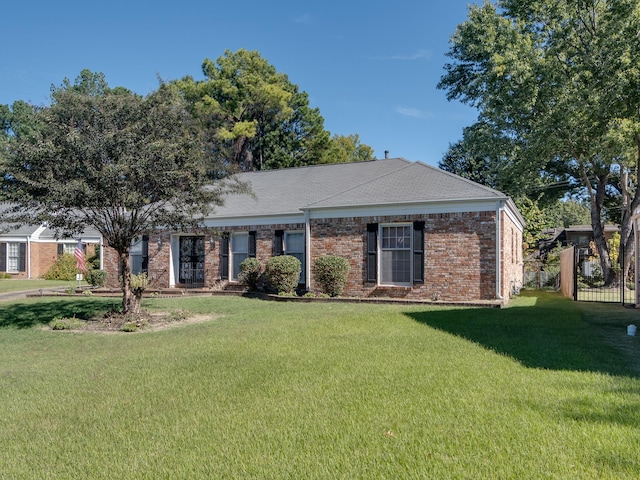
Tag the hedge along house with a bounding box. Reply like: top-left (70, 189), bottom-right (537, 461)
top-left (103, 158), bottom-right (525, 304)
top-left (0, 221), bottom-right (102, 279)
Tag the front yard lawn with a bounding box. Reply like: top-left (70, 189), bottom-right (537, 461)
top-left (0, 291), bottom-right (639, 478)
top-left (0, 278), bottom-right (81, 294)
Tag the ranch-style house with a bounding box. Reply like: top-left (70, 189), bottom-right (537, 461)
top-left (103, 157), bottom-right (524, 304)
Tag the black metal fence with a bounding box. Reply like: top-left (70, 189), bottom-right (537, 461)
top-left (554, 246), bottom-right (636, 305)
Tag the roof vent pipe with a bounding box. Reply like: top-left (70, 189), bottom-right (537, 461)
top-left (384, 150), bottom-right (389, 159)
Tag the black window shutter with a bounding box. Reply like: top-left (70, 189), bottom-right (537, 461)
top-left (248, 231), bottom-right (257, 258)
top-left (18, 243), bottom-right (26, 272)
top-left (0, 243), bottom-right (6, 272)
top-left (274, 230), bottom-right (284, 256)
top-left (413, 221), bottom-right (425, 284)
top-left (220, 233), bottom-right (229, 279)
top-left (141, 235), bottom-right (149, 273)
top-left (366, 223), bottom-right (378, 282)
top-left (57, 244), bottom-right (63, 256)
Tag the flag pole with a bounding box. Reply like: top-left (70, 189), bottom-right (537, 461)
top-left (75, 238), bottom-right (87, 288)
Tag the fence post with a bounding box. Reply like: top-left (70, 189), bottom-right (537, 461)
top-left (621, 244), bottom-right (625, 307)
top-left (573, 246), bottom-right (578, 301)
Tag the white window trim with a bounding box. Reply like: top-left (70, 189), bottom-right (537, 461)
top-left (284, 230), bottom-right (305, 284)
top-left (62, 243), bottom-right (76, 255)
top-left (379, 223), bottom-right (413, 287)
top-left (7, 242), bottom-right (20, 273)
top-left (230, 232), bottom-right (249, 282)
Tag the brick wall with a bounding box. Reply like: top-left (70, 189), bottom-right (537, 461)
top-left (500, 211), bottom-right (524, 300)
top-left (103, 224), bottom-right (306, 290)
top-left (31, 243), bottom-right (59, 279)
top-left (309, 212), bottom-right (498, 302)
top-left (101, 212), bottom-right (513, 303)
top-left (1, 242), bottom-right (99, 280)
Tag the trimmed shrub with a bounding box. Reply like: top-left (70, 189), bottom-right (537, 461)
top-left (43, 253), bottom-right (78, 281)
top-left (265, 255), bottom-right (301, 294)
top-left (312, 255), bottom-right (351, 297)
top-left (50, 316), bottom-right (86, 330)
top-left (130, 272), bottom-right (148, 299)
top-left (239, 257), bottom-right (262, 290)
top-left (86, 248), bottom-right (100, 270)
top-left (86, 269), bottom-right (108, 287)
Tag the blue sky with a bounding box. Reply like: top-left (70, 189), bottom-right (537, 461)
top-left (1, 0), bottom-right (480, 166)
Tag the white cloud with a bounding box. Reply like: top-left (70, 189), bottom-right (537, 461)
top-left (395, 106), bottom-right (431, 119)
top-left (377, 49), bottom-right (432, 61)
top-left (391, 49), bottom-right (432, 60)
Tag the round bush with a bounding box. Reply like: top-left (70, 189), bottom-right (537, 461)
top-left (265, 255), bottom-right (301, 294)
top-left (239, 257), bottom-right (262, 290)
top-left (86, 269), bottom-right (108, 287)
top-left (43, 254), bottom-right (78, 280)
top-left (312, 255), bottom-right (351, 297)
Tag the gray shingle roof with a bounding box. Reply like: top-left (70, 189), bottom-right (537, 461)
top-left (213, 158), bottom-right (507, 217)
top-left (0, 203), bottom-right (101, 239)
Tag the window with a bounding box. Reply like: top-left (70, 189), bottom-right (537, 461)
top-left (7, 243), bottom-right (20, 273)
top-left (231, 233), bottom-right (248, 281)
top-left (274, 230), bottom-right (305, 285)
top-left (221, 231), bottom-right (256, 281)
top-left (381, 225), bottom-right (412, 284)
top-left (130, 236), bottom-right (149, 275)
top-left (0, 242), bottom-right (26, 273)
top-left (57, 243), bottom-right (78, 257)
top-left (366, 222), bottom-right (424, 286)
top-left (285, 232), bottom-right (305, 284)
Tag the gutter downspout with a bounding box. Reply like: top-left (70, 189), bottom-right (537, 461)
top-left (633, 217), bottom-right (640, 308)
top-left (304, 209), bottom-right (311, 290)
top-left (496, 201), bottom-right (503, 301)
top-left (27, 236), bottom-right (31, 279)
top-left (100, 237), bottom-right (104, 271)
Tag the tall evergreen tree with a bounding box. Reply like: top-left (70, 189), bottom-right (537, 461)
top-left (176, 49), bottom-right (332, 171)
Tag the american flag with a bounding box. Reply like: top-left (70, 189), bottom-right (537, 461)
top-left (75, 239), bottom-right (87, 273)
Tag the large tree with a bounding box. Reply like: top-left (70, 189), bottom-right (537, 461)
top-left (438, 0), bottom-right (640, 284)
top-left (176, 49), bottom-right (331, 171)
top-left (321, 134), bottom-right (375, 164)
top-left (1, 70), bottom-right (242, 313)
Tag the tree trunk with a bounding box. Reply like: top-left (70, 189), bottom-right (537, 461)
top-left (621, 136), bottom-right (640, 289)
top-left (588, 172), bottom-right (614, 285)
top-left (119, 251), bottom-right (137, 314)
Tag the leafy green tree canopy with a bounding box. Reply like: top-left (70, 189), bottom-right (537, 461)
top-left (1, 70), bottom-right (243, 313)
top-left (438, 0), bottom-right (640, 284)
top-left (321, 134), bottom-right (375, 164)
top-left (176, 49), bottom-right (332, 171)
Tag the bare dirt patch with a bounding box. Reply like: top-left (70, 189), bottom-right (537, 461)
top-left (49, 309), bottom-right (218, 333)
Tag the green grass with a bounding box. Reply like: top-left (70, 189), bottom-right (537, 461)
top-left (1, 291), bottom-right (639, 478)
top-left (0, 278), bottom-right (81, 294)
top-left (576, 286), bottom-right (635, 304)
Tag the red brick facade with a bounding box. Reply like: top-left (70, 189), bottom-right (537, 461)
top-left (0, 241), bottom-right (98, 280)
top-left (500, 210), bottom-right (524, 300)
top-left (103, 210), bottom-right (524, 303)
top-left (309, 212), bottom-right (499, 301)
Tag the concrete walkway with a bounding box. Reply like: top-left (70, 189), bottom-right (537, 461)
top-left (0, 288), bottom-right (67, 302)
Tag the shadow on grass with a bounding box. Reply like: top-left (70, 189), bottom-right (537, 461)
top-left (0, 298), bottom-right (119, 329)
top-left (406, 292), bottom-right (640, 378)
